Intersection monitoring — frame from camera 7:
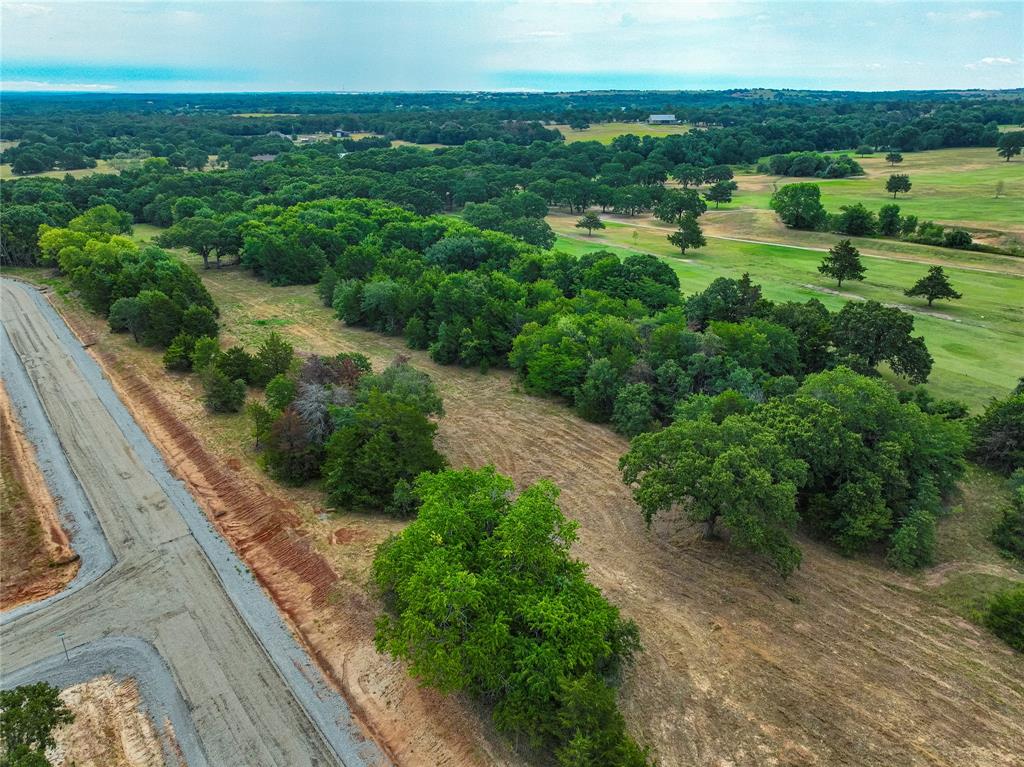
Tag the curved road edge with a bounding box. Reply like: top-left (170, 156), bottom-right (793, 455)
top-left (0, 636), bottom-right (209, 767)
top-left (0, 280), bottom-right (385, 767)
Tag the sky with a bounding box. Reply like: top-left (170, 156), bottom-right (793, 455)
top-left (2, 0), bottom-right (1022, 93)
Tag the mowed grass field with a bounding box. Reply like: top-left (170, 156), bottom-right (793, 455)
top-left (0, 159), bottom-right (119, 180)
top-left (548, 216), bottom-right (1023, 408)
top-left (734, 147), bottom-right (1024, 234)
top-left (552, 121), bottom-right (693, 144)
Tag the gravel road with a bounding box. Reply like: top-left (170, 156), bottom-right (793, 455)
top-left (0, 279), bottom-right (385, 767)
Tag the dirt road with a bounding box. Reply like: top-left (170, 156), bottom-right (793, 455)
top-left (0, 280), bottom-right (384, 767)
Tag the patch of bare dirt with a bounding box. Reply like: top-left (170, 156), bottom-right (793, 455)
top-left (0, 380), bottom-right (79, 609)
top-left (44, 277), bottom-right (1024, 767)
top-left (48, 676), bottom-right (172, 767)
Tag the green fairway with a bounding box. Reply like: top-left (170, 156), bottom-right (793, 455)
top-left (734, 147), bottom-right (1024, 234)
top-left (550, 219), bottom-right (1023, 409)
top-left (552, 121), bottom-right (693, 144)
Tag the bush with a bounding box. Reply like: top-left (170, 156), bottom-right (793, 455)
top-left (216, 346), bottom-right (255, 384)
top-left (984, 586), bottom-right (1024, 651)
top-left (943, 229), bottom-right (973, 249)
top-left (323, 390), bottom-right (445, 512)
top-left (991, 470), bottom-right (1024, 560)
top-left (265, 373), bottom-right (298, 411)
top-left (202, 366), bottom-right (246, 413)
top-left (251, 332), bottom-right (294, 386)
top-left (190, 335), bottom-right (220, 371)
top-left (612, 383), bottom-right (655, 438)
top-left (971, 392), bottom-right (1024, 474)
top-left (163, 333), bottom-right (196, 371)
top-left (180, 305), bottom-right (218, 339)
top-left (885, 509), bottom-right (937, 570)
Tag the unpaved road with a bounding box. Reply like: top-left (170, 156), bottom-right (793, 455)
top-left (0, 280), bottom-right (383, 767)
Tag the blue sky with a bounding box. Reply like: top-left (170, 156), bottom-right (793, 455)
top-left (2, 1), bottom-right (1021, 92)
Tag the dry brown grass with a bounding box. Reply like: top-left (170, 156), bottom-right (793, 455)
top-left (42, 267), bottom-right (1024, 767)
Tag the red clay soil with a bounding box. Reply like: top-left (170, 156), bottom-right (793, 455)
top-left (0, 381), bottom-right (79, 610)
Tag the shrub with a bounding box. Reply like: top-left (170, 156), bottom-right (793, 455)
top-left (885, 509), bottom-right (937, 570)
top-left (971, 392), bottom-right (1024, 474)
top-left (251, 332), bottom-right (294, 386)
top-left (943, 229), bottom-right (973, 249)
top-left (202, 366), bottom-right (246, 413)
top-left (163, 333), bottom-right (196, 371)
top-left (323, 390), bottom-right (445, 512)
top-left (190, 335), bottom-right (221, 372)
top-left (180, 305), bottom-right (218, 339)
top-left (265, 373), bottom-right (298, 411)
top-left (991, 470), bottom-right (1024, 560)
top-left (984, 586), bottom-right (1024, 651)
top-left (217, 346), bottom-right (255, 384)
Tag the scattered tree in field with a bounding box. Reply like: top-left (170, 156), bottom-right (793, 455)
top-left (832, 301), bottom-right (932, 382)
top-left (996, 131), bottom-right (1024, 162)
top-left (770, 183), bottom-right (827, 230)
top-left (818, 239), bottom-right (866, 287)
top-left (667, 212), bottom-right (706, 255)
top-left (904, 266), bottom-right (962, 306)
top-left (985, 586), bottom-right (1024, 651)
top-left (832, 203), bottom-right (877, 236)
top-left (705, 179), bottom-right (737, 208)
top-left (654, 189), bottom-right (706, 224)
top-left (575, 212), bottom-right (605, 236)
top-left (372, 467), bottom-right (649, 765)
top-left (971, 389), bottom-right (1024, 474)
top-left (620, 415), bottom-right (806, 575)
top-left (0, 683), bottom-right (74, 763)
top-left (671, 163), bottom-right (704, 188)
top-left (856, 145), bottom-right (874, 156)
top-left (885, 151), bottom-right (903, 166)
top-left (886, 173), bottom-right (912, 198)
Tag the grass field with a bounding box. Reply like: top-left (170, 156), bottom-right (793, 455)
top-left (549, 216), bottom-right (1023, 408)
top-left (552, 121), bottom-right (693, 144)
top-left (734, 147), bottom-right (1024, 234)
top-left (0, 159), bottom-right (118, 180)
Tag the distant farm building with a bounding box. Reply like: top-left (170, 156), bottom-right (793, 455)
top-left (647, 114), bottom-right (680, 125)
top-left (332, 129), bottom-right (351, 138)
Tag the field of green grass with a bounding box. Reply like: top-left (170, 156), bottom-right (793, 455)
top-left (550, 217), bottom-right (1023, 408)
top-left (552, 121), bottom-right (693, 144)
top-left (735, 147), bottom-right (1024, 233)
top-left (0, 159), bottom-right (119, 180)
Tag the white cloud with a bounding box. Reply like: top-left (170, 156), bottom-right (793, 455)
top-left (3, 3), bottom-right (53, 17)
top-left (0, 80), bottom-right (117, 91)
top-left (927, 9), bottom-right (1001, 22)
top-left (964, 56), bottom-right (1019, 69)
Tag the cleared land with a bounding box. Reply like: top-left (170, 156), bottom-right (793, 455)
top-left (50, 676), bottom-right (168, 767)
top-left (552, 121), bottom-right (693, 143)
top-left (0, 381), bottom-right (78, 609)
top-left (734, 147), bottom-right (1024, 237)
top-left (0, 159), bottom-right (119, 180)
top-left (548, 214), bottom-right (1024, 408)
top-left (27, 258), bottom-right (1022, 767)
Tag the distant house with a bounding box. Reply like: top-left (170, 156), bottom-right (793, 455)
top-left (332, 129), bottom-right (351, 138)
top-left (647, 114), bottom-right (680, 125)
top-left (251, 154), bottom-right (278, 163)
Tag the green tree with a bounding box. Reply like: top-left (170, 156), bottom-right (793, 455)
top-left (620, 415), bottom-right (806, 575)
top-left (163, 333), bottom-right (196, 372)
top-left (190, 336), bottom-right (221, 372)
top-left (770, 183), bottom-right (827, 230)
top-left (832, 301), bottom-right (933, 382)
top-left (666, 212), bottom-right (706, 255)
top-left (704, 179), bottom-right (737, 208)
top-left (886, 173), bottom-right (912, 198)
top-left (985, 586), bottom-right (1024, 651)
top-left (832, 203), bottom-right (877, 236)
top-left (654, 189), bottom-right (706, 224)
top-left (611, 383), bottom-right (654, 437)
top-left (575, 211), bottom-right (605, 236)
top-left (0, 683), bottom-right (73, 760)
top-left (818, 239), bottom-right (866, 288)
top-left (885, 151), bottom-right (903, 166)
top-left (971, 391), bottom-right (1024, 474)
top-left (251, 332), bottom-right (294, 387)
top-left (575, 358), bottom-right (622, 422)
top-left (323, 391), bottom-right (445, 513)
top-left (878, 203), bottom-right (902, 236)
top-left (904, 266), bottom-right (962, 307)
top-left (996, 131), bottom-right (1024, 162)
top-left (943, 229), bottom-right (973, 249)
top-left (202, 366), bottom-right (246, 413)
top-left (265, 373), bottom-right (298, 411)
top-left (180, 305), bottom-right (218, 339)
top-left (372, 466), bottom-right (647, 762)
